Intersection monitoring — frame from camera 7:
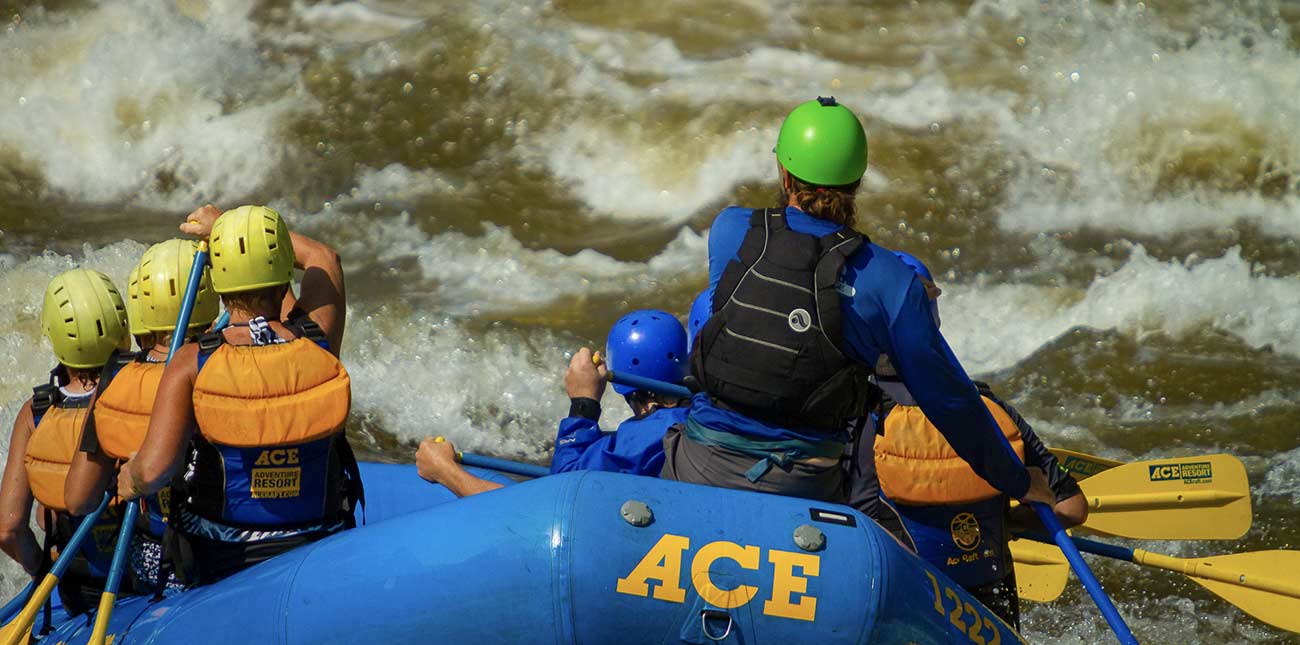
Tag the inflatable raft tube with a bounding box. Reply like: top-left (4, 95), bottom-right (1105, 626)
top-left (30, 468), bottom-right (1020, 644)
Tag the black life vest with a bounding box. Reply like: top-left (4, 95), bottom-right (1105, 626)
top-left (691, 208), bottom-right (875, 431)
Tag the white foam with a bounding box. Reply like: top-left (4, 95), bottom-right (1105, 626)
top-left (414, 224), bottom-right (707, 316)
top-left (942, 245), bottom-right (1300, 374)
top-left (985, 0), bottom-right (1300, 238)
top-left (497, 9), bottom-right (1000, 221)
top-left (292, 0), bottom-right (423, 44)
top-left (529, 121), bottom-right (775, 222)
top-left (1262, 446), bottom-right (1300, 505)
top-left (343, 313), bottom-right (568, 458)
top-left (0, 0), bottom-right (311, 210)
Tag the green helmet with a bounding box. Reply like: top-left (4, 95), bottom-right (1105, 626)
top-left (774, 97), bottom-right (868, 187)
top-left (138, 238), bottom-right (221, 331)
top-left (40, 269), bottom-right (130, 369)
top-left (209, 205), bottom-right (295, 294)
top-left (125, 266), bottom-right (148, 338)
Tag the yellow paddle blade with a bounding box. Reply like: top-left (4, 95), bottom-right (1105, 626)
top-left (1077, 453), bottom-right (1250, 540)
top-left (1048, 448), bottom-right (1122, 482)
top-left (1010, 538), bottom-right (1069, 602)
top-left (1134, 549), bottom-right (1300, 634)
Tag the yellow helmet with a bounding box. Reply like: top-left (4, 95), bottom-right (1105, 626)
top-left (125, 266), bottom-right (148, 337)
top-left (40, 269), bottom-right (130, 369)
top-left (209, 205), bottom-right (294, 294)
top-left (138, 238), bottom-right (220, 331)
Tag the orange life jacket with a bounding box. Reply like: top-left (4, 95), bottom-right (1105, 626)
top-left (874, 395), bottom-right (1026, 506)
top-left (192, 338), bottom-right (350, 448)
top-left (92, 359), bottom-right (164, 460)
top-left (187, 332), bottom-right (353, 529)
top-left (24, 392), bottom-right (93, 512)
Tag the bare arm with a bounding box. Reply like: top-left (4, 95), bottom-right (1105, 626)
top-left (1010, 491), bottom-right (1088, 532)
top-left (63, 447), bottom-right (116, 517)
top-left (0, 401), bottom-right (42, 575)
top-left (415, 437), bottom-right (504, 498)
top-left (118, 345), bottom-right (198, 500)
top-left (179, 204), bottom-right (346, 355)
top-left (281, 232), bottom-right (346, 356)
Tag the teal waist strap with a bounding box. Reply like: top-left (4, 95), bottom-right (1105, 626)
top-left (683, 417), bottom-right (844, 483)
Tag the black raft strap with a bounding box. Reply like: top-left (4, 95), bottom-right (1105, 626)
top-left (335, 435), bottom-right (365, 527)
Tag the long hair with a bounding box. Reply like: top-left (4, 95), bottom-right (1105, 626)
top-left (779, 174), bottom-right (862, 228)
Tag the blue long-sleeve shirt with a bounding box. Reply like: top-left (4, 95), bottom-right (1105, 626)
top-left (550, 406), bottom-right (689, 476)
top-left (695, 205), bottom-right (1029, 498)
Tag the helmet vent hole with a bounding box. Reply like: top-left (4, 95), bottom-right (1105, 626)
top-left (667, 352), bottom-right (675, 360)
top-left (631, 358), bottom-right (640, 365)
top-left (169, 279), bottom-right (177, 297)
top-left (64, 317), bottom-right (74, 324)
top-left (238, 237), bottom-right (247, 254)
top-left (631, 320), bottom-right (639, 326)
top-left (95, 320), bottom-right (104, 337)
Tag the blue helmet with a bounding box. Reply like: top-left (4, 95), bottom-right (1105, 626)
top-left (606, 309), bottom-right (689, 396)
top-left (686, 289), bottom-right (712, 355)
top-left (892, 250), bottom-right (934, 282)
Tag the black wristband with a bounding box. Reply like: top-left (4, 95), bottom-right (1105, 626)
top-left (568, 397), bottom-right (602, 421)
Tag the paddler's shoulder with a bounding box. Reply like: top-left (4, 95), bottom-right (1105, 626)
top-left (708, 206), bottom-right (754, 232)
top-left (163, 342), bottom-right (202, 377)
top-left (842, 242), bottom-right (927, 290)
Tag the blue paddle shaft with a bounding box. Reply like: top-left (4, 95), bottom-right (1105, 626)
top-left (214, 310), bottom-right (230, 331)
top-left (52, 493), bottom-right (112, 579)
top-left (1031, 502), bottom-right (1137, 643)
top-left (607, 371), bottom-right (692, 400)
top-left (459, 453), bottom-right (549, 479)
top-left (95, 244), bottom-right (209, 628)
top-left (0, 581), bottom-right (33, 625)
top-left (1019, 531), bottom-right (1137, 563)
top-left (102, 501), bottom-right (140, 596)
top-left (166, 247), bottom-right (209, 364)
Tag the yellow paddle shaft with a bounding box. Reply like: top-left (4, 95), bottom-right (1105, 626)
top-left (2, 574), bottom-right (58, 645)
top-left (88, 591), bottom-right (118, 645)
top-left (1013, 547), bottom-right (1067, 567)
top-left (1133, 550), bottom-right (1300, 599)
top-left (1087, 489), bottom-right (1245, 512)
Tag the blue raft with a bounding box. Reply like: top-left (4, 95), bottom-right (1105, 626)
top-left (18, 463), bottom-right (1021, 644)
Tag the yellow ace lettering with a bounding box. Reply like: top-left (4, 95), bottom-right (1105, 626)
top-left (763, 549), bottom-right (820, 622)
top-left (616, 534), bottom-right (690, 602)
top-left (690, 541), bottom-right (760, 609)
top-left (253, 448), bottom-right (300, 466)
top-left (617, 535), bottom-right (822, 622)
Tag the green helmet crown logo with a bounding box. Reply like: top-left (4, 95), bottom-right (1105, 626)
top-left (209, 205), bottom-right (295, 294)
top-left (137, 239), bottom-right (221, 331)
top-left (774, 97), bottom-right (868, 187)
top-left (41, 268), bottom-right (130, 369)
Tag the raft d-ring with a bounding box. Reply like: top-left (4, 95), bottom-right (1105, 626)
top-left (700, 609), bottom-right (733, 642)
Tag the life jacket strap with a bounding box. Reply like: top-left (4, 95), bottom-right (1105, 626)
top-left (682, 417), bottom-right (843, 483)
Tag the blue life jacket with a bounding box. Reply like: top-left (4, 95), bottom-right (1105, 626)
top-left (887, 496), bottom-right (1009, 589)
top-left (186, 322), bottom-right (357, 531)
